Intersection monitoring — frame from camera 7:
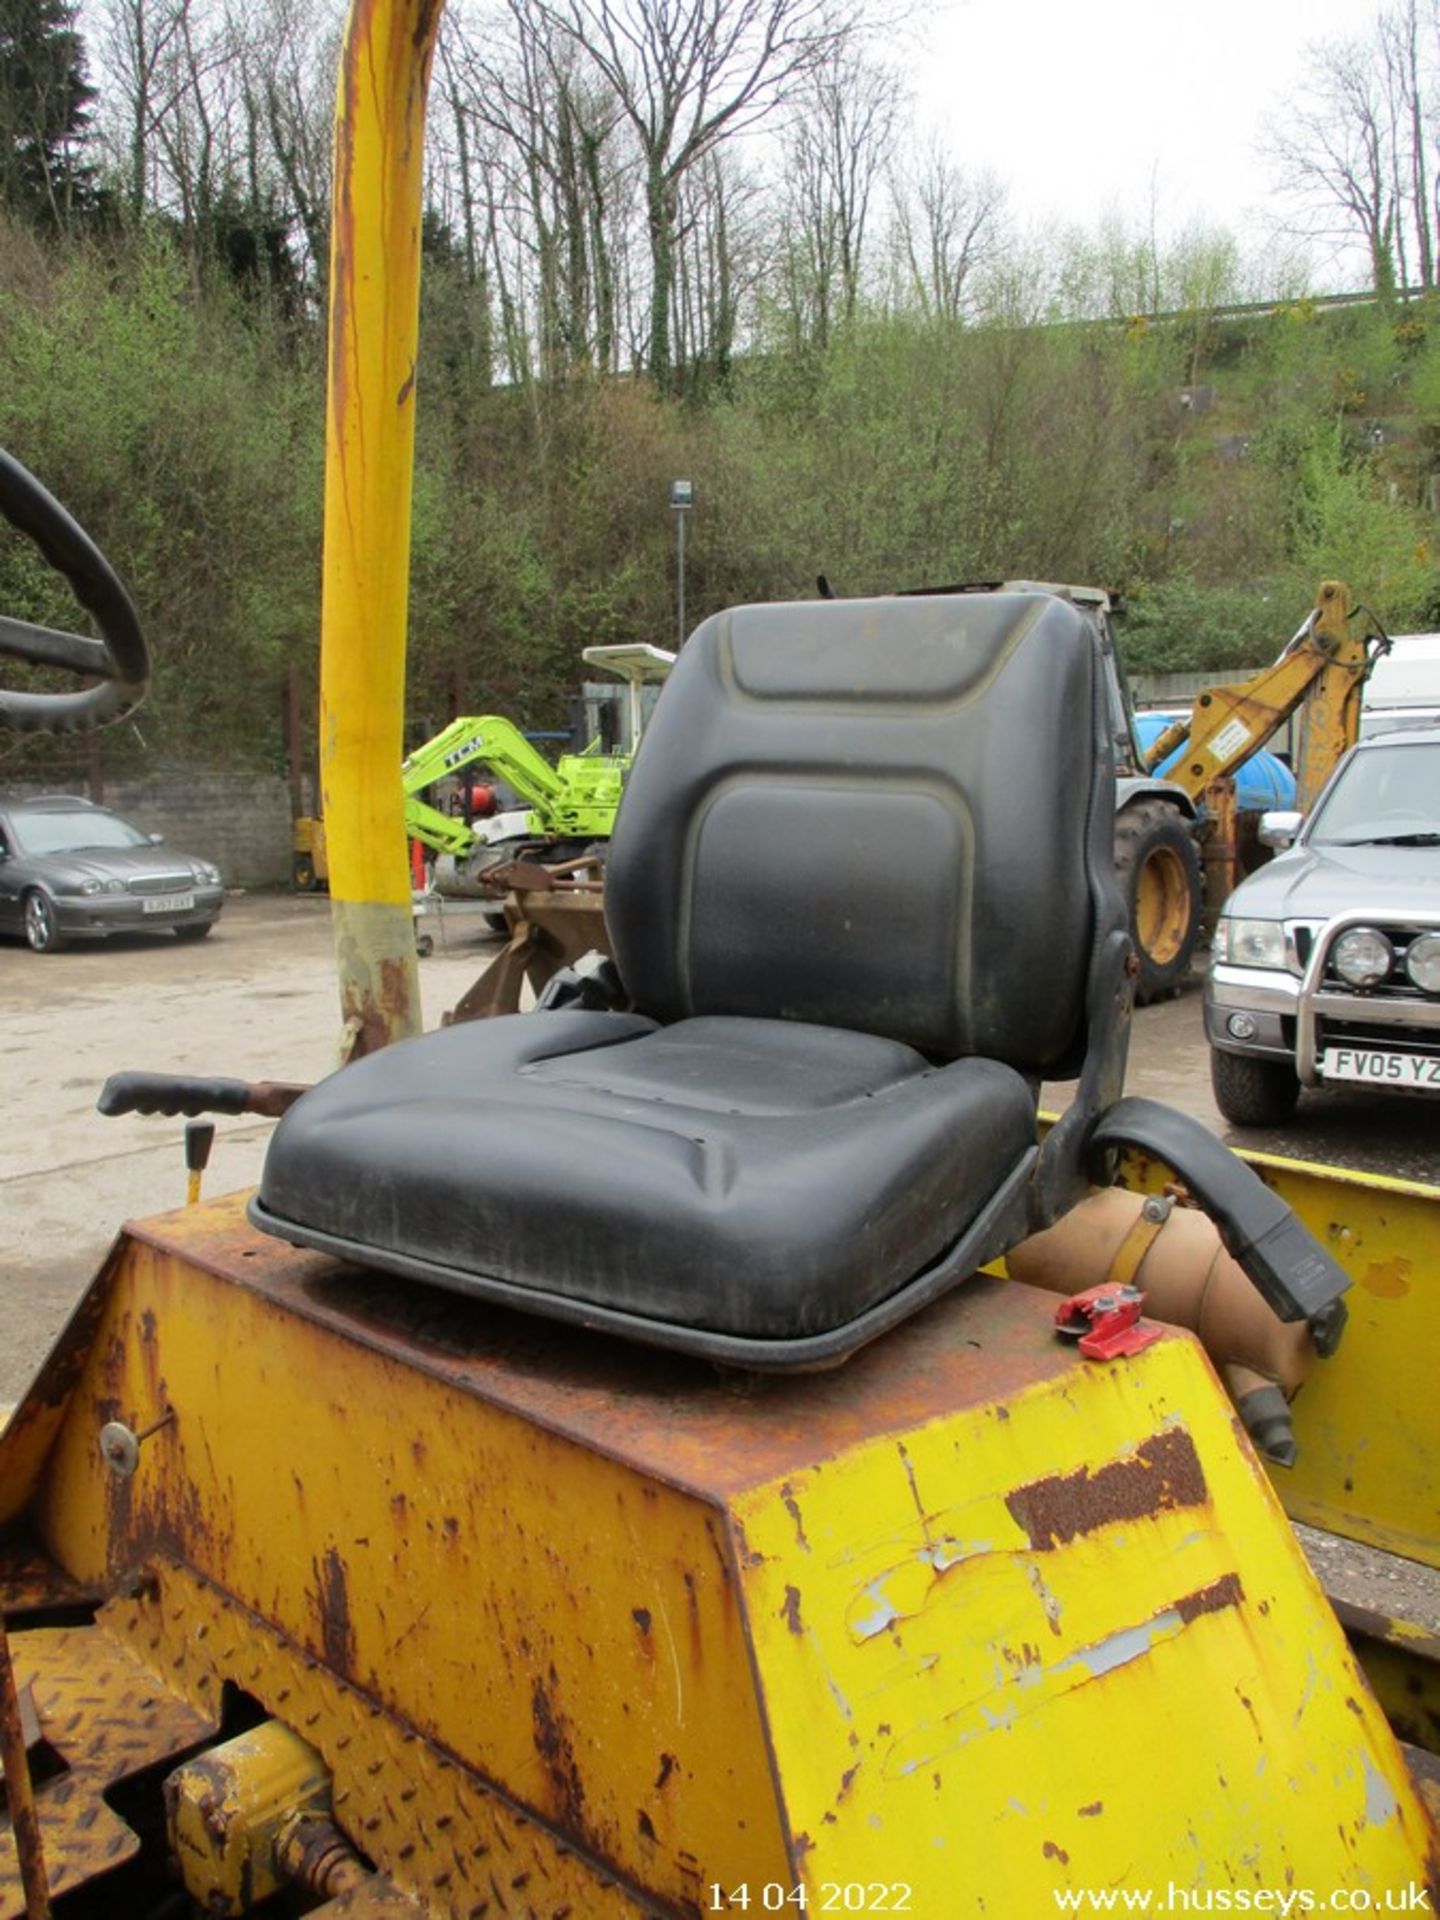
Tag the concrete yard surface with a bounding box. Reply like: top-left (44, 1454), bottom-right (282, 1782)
top-left (2, 892), bottom-right (505, 1395)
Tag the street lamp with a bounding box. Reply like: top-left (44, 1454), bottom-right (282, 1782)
top-left (669, 479), bottom-right (694, 647)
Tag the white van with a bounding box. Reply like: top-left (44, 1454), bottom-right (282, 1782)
top-left (1362, 633), bottom-right (1440, 735)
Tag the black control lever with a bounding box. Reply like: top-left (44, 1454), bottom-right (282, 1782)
top-left (98, 1072), bottom-right (308, 1121)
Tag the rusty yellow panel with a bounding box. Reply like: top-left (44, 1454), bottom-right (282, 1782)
top-left (27, 1203), bottom-right (790, 1910)
top-left (9, 1193), bottom-right (1439, 1910)
top-left (102, 1567), bottom-right (649, 1918)
top-left (733, 1331), bottom-right (1438, 1903)
top-left (1101, 1134), bottom-right (1440, 1569)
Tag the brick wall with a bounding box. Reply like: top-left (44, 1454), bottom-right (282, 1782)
top-left (4, 772), bottom-right (292, 888)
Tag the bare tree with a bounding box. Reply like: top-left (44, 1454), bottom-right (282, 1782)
top-left (1266, 28), bottom-right (1412, 296)
top-left (441, 0), bottom-right (631, 377)
top-left (534, 0), bottom-right (863, 384)
top-left (890, 141), bottom-right (1004, 323)
top-left (781, 47), bottom-right (899, 346)
top-left (1380, 0), bottom-right (1433, 290)
top-left (244, 0), bottom-right (337, 278)
top-left (101, 0), bottom-right (192, 220)
top-left (674, 144), bottom-right (766, 382)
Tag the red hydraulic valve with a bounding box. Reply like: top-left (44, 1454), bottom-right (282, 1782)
top-left (1054, 1283), bottom-right (1164, 1362)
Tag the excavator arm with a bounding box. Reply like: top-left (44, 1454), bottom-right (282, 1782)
top-left (401, 714), bottom-right (566, 855)
top-left (1143, 580), bottom-right (1380, 809)
top-left (402, 715), bottom-right (568, 808)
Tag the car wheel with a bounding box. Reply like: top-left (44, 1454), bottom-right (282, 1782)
top-left (173, 922), bottom-right (214, 942)
top-left (22, 890), bottom-right (64, 953)
top-left (1210, 1048), bottom-right (1299, 1126)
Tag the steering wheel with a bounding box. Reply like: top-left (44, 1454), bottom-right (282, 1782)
top-left (0, 449), bottom-right (150, 733)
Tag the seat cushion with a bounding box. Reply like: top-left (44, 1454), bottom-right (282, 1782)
top-left (253, 1011), bottom-right (1036, 1341)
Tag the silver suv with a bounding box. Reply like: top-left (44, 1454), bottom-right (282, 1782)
top-left (1204, 725), bottom-right (1440, 1124)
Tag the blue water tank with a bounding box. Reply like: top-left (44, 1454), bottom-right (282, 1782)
top-left (1133, 712), bottom-right (1297, 813)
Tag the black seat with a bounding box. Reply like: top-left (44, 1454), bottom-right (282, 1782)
top-left (251, 591), bottom-right (1349, 1365)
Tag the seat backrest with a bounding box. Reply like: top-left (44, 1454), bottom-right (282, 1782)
top-left (605, 591), bottom-right (1115, 1073)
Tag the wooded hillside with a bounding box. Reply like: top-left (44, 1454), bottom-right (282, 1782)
top-left (4, 0), bottom-right (1440, 778)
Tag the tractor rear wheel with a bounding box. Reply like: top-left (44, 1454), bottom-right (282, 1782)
top-left (1114, 798), bottom-right (1203, 1003)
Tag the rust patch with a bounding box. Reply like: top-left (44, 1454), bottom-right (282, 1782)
top-left (781, 1586), bottom-right (803, 1636)
top-left (637, 1810), bottom-right (656, 1843)
top-left (1078, 1801), bottom-right (1103, 1817)
top-left (1043, 1839), bottom-right (1070, 1864)
top-left (781, 1484), bottom-right (811, 1553)
top-left (655, 1752), bottom-right (677, 1789)
top-left (1006, 1429), bottom-right (1207, 1549)
top-left (531, 1672), bottom-right (586, 1832)
top-left (340, 954), bottom-right (421, 1063)
top-left (897, 1441), bottom-right (927, 1528)
top-left (632, 1606), bottom-right (656, 1663)
top-left (314, 1548), bottom-right (355, 1674)
top-left (1175, 1573), bottom-right (1244, 1623)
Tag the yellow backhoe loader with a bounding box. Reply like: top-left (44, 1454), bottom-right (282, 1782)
top-left (0, 5), bottom-right (1437, 1917)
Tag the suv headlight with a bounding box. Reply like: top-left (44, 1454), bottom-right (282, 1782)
top-left (1217, 916), bottom-right (1287, 969)
top-left (1332, 926), bottom-right (1393, 988)
top-left (1406, 932), bottom-right (1440, 994)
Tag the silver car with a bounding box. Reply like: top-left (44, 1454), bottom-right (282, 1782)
top-left (1204, 725), bottom-right (1440, 1124)
top-left (0, 794), bottom-right (223, 953)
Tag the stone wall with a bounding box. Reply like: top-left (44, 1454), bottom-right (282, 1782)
top-left (4, 771), bottom-right (292, 887)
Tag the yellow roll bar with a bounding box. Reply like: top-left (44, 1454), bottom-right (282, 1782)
top-left (320, 0), bottom-right (447, 1056)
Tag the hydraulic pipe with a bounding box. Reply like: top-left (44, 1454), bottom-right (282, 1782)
top-left (1007, 1186), bottom-right (1319, 1464)
top-left (320, 0), bottom-right (448, 1058)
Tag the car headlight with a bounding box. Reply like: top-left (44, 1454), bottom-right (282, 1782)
top-left (1405, 931), bottom-right (1440, 994)
top-left (1332, 926), bottom-right (1394, 988)
top-left (1218, 916), bottom-right (1287, 969)
top-left (105, 878), bottom-right (127, 893)
top-left (191, 862), bottom-right (220, 885)
top-left (78, 879), bottom-right (102, 895)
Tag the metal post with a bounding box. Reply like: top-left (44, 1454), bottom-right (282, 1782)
top-left (676, 509), bottom-right (686, 650)
top-left (669, 479), bottom-right (693, 649)
top-left (0, 1612), bottom-right (51, 1919)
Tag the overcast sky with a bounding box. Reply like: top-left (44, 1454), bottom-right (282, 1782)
top-left (910, 0), bottom-right (1391, 273)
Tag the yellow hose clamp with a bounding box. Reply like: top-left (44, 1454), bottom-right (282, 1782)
top-left (1106, 1191), bottom-right (1175, 1289)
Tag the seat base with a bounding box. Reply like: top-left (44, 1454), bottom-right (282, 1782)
top-left (248, 1150), bottom-right (1036, 1371)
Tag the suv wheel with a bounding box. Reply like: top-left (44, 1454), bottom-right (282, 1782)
top-left (1210, 1048), bottom-right (1299, 1126)
top-left (22, 890), bottom-right (63, 953)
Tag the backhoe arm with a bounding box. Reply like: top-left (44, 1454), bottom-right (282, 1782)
top-left (401, 716), bottom-right (567, 810)
top-left (1143, 581), bottom-right (1376, 808)
top-left (401, 714), bottom-right (570, 855)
